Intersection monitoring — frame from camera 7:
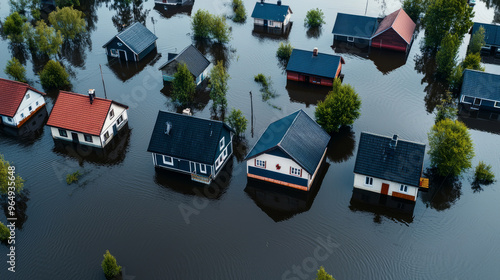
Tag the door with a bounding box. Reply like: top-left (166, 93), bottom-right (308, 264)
top-left (71, 133), bottom-right (79, 143)
top-left (113, 124), bottom-right (118, 136)
top-left (264, 20), bottom-right (268, 27)
top-left (381, 183), bottom-right (389, 195)
top-left (119, 50), bottom-right (127, 61)
top-left (190, 162), bottom-right (196, 173)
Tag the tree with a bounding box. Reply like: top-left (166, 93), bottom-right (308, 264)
top-left (0, 154), bottom-right (24, 194)
top-left (172, 63), bottom-right (196, 105)
top-left (226, 108), bottom-right (247, 137)
top-left (474, 161), bottom-right (495, 184)
top-left (402, 0), bottom-right (425, 22)
top-left (232, 0), bottom-right (246, 22)
top-left (434, 91), bottom-right (457, 122)
top-left (3, 12), bottom-right (25, 43)
top-left (449, 52), bottom-right (484, 91)
top-left (101, 250), bottom-right (121, 280)
top-left (210, 61), bottom-right (229, 111)
top-left (55, 0), bottom-right (80, 7)
top-left (0, 221), bottom-right (9, 241)
top-left (461, 52), bottom-right (484, 71)
top-left (276, 42), bottom-right (293, 60)
top-left (428, 119), bottom-right (474, 177)
top-left (435, 32), bottom-right (459, 79)
top-left (316, 266), bottom-right (335, 280)
top-left (211, 15), bottom-right (231, 43)
top-left (192, 9), bottom-right (213, 39)
top-left (304, 8), bottom-right (326, 28)
top-left (39, 60), bottom-right (70, 89)
top-left (423, 0), bottom-right (474, 49)
top-left (48, 6), bottom-right (86, 40)
top-left (469, 25), bottom-right (485, 54)
top-left (315, 79), bottom-right (362, 133)
top-left (32, 20), bottom-right (64, 56)
top-left (5, 57), bottom-right (27, 83)
top-left (9, 0), bottom-right (41, 20)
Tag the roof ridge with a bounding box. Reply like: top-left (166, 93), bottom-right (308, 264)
top-left (159, 110), bottom-right (227, 125)
top-left (278, 109), bottom-right (302, 147)
top-left (59, 90), bottom-right (113, 103)
top-left (361, 131), bottom-right (425, 146)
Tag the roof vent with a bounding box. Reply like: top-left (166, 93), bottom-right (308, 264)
top-left (389, 134), bottom-right (398, 150)
top-left (277, 0), bottom-right (281, 5)
top-left (313, 47), bottom-right (319, 56)
top-left (88, 89), bottom-right (95, 105)
top-left (182, 108), bottom-right (192, 116)
top-left (165, 121), bottom-right (172, 135)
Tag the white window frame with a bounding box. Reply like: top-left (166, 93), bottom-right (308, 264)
top-left (365, 176), bottom-right (373, 186)
top-left (219, 137), bottom-right (225, 150)
top-left (215, 157), bottom-right (222, 170)
top-left (495, 101), bottom-right (500, 108)
top-left (255, 159), bottom-right (266, 168)
top-left (110, 49), bottom-right (119, 57)
top-left (199, 164), bottom-right (207, 174)
top-left (162, 155), bottom-right (174, 166)
top-left (347, 36), bottom-right (354, 42)
top-left (290, 167), bottom-right (301, 176)
top-left (222, 147), bottom-right (228, 159)
top-left (400, 184), bottom-right (408, 193)
top-left (104, 131), bottom-right (110, 141)
top-left (84, 134), bottom-right (93, 142)
top-left (117, 115), bottom-right (123, 125)
top-left (269, 20), bottom-right (274, 25)
top-left (109, 109), bottom-right (115, 119)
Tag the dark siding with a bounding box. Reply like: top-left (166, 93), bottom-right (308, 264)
top-left (155, 153), bottom-right (190, 173)
top-left (214, 127), bottom-right (232, 161)
top-left (248, 166), bottom-right (308, 186)
top-left (105, 37), bottom-right (136, 61)
top-left (371, 28), bottom-right (408, 52)
top-left (333, 35), bottom-right (371, 48)
top-left (138, 42), bottom-right (157, 61)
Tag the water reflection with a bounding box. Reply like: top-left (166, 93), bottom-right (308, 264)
top-left (0, 106), bottom-right (48, 144)
top-left (232, 138), bottom-right (249, 163)
top-left (105, 48), bottom-right (159, 82)
top-left (420, 168), bottom-right (462, 211)
top-left (244, 160), bottom-right (329, 222)
top-left (60, 35), bottom-right (92, 68)
top-left (194, 40), bottom-right (235, 69)
top-left (1, 189), bottom-right (30, 230)
top-left (251, 22), bottom-right (293, 41)
top-left (285, 80), bottom-right (330, 107)
top-left (349, 188), bottom-right (415, 224)
top-left (9, 43), bottom-right (30, 66)
top-left (153, 1), bottom-right (194, 19)
top-left (306, 27), bottom-right (322, 39)
top-left (52, 125), bottom-right (131, 166)
top-left (414, 48), bottom-right (447, 113)
top-left (326, 127), bottom-right (356, 163)
top-left (110, 0), bottom-right (150, 32)
top-left (458, 109), bottom-right (500, 134)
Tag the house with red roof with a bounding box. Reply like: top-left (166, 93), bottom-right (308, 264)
top-left (0, 78), bottom-right (46, 128)
top-left (371, 8), bottom-right (416, 52)
top-left (46, 90), bottom-right (129, 148)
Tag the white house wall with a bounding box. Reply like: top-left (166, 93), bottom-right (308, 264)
top-left (353, 173), bottom-right (419, 201)
top-left (100, 104), bottom-right (128, 146)
top-left (50, 126), bottom-right (102, 147)
top-left (247, 153), bottom-right (311, 183)
top-left (284, 11), bottom-right (291, 26)
top-left (6, 89), bottom-right (46, 127)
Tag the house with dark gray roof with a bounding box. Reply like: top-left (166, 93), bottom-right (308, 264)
top-left (460, 69), bottom-right (500, 116)
top-left (147, 111), bottom-right (234, 184)
top-left (158, 45), bottom-right (211, 85)
top-left (353, 132), bottom-right (427, 202)
top-left (251, 0), bottom-right (292, 31)
top-left (102, 22), bottom-right (158, 62)
top-left (286, 48), bottom-right (345, 86)
top-left (244, 110), bottom-right (330, 191)
top-left (332, 13), bottom-right (380, 47)
top-left (470, 22), bottom-right (500, 54)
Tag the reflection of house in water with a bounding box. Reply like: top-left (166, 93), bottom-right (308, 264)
top-left (245, 160), bottom-right (329, 222)
top-left (105, 49), bottom-right (159, 82)
top-left (153, 1), bottom-right (194, 18)
top-left (458, 113), bottom-right (500, 134)
top-left (0, 106), bottom-right (48, 143)
top-left (349, 188), bottom-right (415, 224)
top-left (285, 80), bottom-right (330, 107)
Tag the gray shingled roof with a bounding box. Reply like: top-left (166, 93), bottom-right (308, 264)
top-left (460, 69), bottom-right (500, 101)
top-left (158, 45), bottom-right (211, 77)
top-left (286, 49), bottom-right (344, 79)
top-left (103, 22), bottom-right (158, 54)
top-left (354, 132), bottom-right (425, 187)
top-left (147, 111), bottom-right (233, 164)
top-left (245, 110), bottom-right (331, 174)
top-left (332, 13), bottom-right (379, 39)
top-left (471, 22), bottom-right (500, 46)
top-left (251, 2), bottom-right (291, 22)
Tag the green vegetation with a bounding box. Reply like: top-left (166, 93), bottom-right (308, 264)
top-left (428, 119), bottom-right (474, 177)
top-left (55, 0), bottom-right (80, 8)
top-left (226, 108), bottom-right (247, 137)
top-left (0, 154), bottom-right (24, 194)
top-left (5, 57), bottom-right (27, 83)
top-left (48, 6), bottom-right (87, 40)
top-left (3, 12), bottom-right (26, 43)
top-left (315, 79), bottom-right (362, 133)
top-left (435, 92), bottom-right (457, 122)
top-left (254, 73), bottom-right (279, 109)
top-left (32, 20), bottom-right (64, 56)
top-left (315, 266), bottom-right (335, 280)
top-left (8, 0), bottom-right (40, 19)
top-left (469, 26), bottom-right (485, 54)
top-left (0, 221), bottom-right (9, 241)
top-left (209, 61), bottom-right (229, 111)
top-left (191, 10), bottom-right (231, 43)
top-left (304, 8), bottom-right (326, 28)
top-left (101, 250), bottom-right (121, 280)
top-left (435, 32), bottom-right (459, 79)
top-left (39, 60), bottom-right (70, 89)
top-left (254, 73), bottom-right (269, 87)
top-left (276, 42), bottom-right (293, 61)
top-left (172, 63), bottom-right (196, 106)
top-left (66, 171), bottom-right (81, 185)
top-left (474, 161), bottom-right (495, 184)
top-left (211, 15), bottom-right (231, 43)
top-left (402, 0), bottom-right (425, 22)
top-left (232, 0), bottom-right (246, 23)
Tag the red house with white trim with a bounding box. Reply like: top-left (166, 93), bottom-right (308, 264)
top-left (371, 8), bottom-right (416, 52)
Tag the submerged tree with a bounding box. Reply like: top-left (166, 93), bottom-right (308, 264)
top-left (3, 12), bottom-right (26, 44)
top-left (469, 25), bottom-right (485, 54)
top-left (4, 57), bottom-right (27, 83)
top-left (210, 61), bottom-right (229, 111)
top-left (276, 42), bottom-right (293, 61)
top-left (232, 0), bottom-right (246, 22)
top-left (315, 266), bottom-right (336, 280)
top-left (304, 8), bottom-right (326, 28)
top-left (0, 154), bottom-right (24, 194)
top-left (48, 6), bottom-right (87, 40)
top-left (226, 108), bottom-right (247, 138)
top-left (32, 20), bottom-right (64, 56)
top-left (435, 32), bottom-right (459, 79)
top-left (101, 250), bottom-right (121, 280)
top-left (192, 9), bottom-right (213, 39)
top-left (402, 0), bottom-right (425, 22)
top-left (39, 60), bottom-right (70, 89)
top-left (211, 15), bottom-right (231, 43)
top-left (172, 63), bottom-right (196, 106)
top-left (474, 161), bottom-right (495, 184)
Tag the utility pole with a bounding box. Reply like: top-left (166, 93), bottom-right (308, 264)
top-left (249, 91), bottom-right (254, 138)
top-left (99, 64), bottom-right (107, 99)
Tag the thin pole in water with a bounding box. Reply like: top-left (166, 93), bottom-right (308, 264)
top-left (100, 64), bottom-right (107, 99)
top-left (365, 0), bottom-right (369, 15)
top-left (249, 91), bottom-right (254, 138)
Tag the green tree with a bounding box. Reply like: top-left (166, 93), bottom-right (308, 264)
top-left (0, 154), bottom-right (24, 194)
top-left (9, 0), bottom-right (41, 20)
top-left (32, 20), bottom-right (64, 56)
top-left (316, 266), bottom-right (335, 280)
top-left (211, 15), bottom-right (231, 43)
top-left (449, 52), bottom-right (484, 91)
top-left (210, 61), bottom-right (229, 111)
top-left (48, 6), bottom-right (86, 40)
top-left (402, 0), bottom-right (425, 22)
top-left (448, 64), bottom-right (464, 92)
top-left (232, 0), bottom-right (246, 22)
top-left (3, 12), bottom-right (26, 43)
top-left (461, 52), bottom-right (484, 71)
top-left (276, 42), bottom-right (293, 61)
top-left (4, 57), bottom-right (27, 83)
top-left (55, 0), bottom-right (80, 7)
top-left (469, 25), bottom-right (485, 54)
top-left (226, 108), bottom-right (247, 137)
top-left (192, 9), bottom-right (213, 39)
top-left (435, 91), bottom-right (457, 122)
top-left (435, 32), bottom-right (459, 79)
top-left (315, 79), bottom-right (362, 133)
top-left (172, 63), bottom-right (196, 105)
top-left (0, 221), bottom-right (9, 241)
top-left (428, 119), bottom-right (474, 177)
top-left (422, 0), bottom-right (474, 49)
top-left (39, 60), bottom-right (70, 89)
top-left (304, 8), bottom-right (326, 28)
top-left (474, 161), bottom-right (495, 184)
top-left (101, 250), bottom-right (121, 280)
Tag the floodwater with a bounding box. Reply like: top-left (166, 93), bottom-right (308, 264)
top-left (0, 0), bottom-right (499, 279)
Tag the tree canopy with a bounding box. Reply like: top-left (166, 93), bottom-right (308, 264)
top-left (172, 62), bottom-right (196, 106)
top-left (304, 8), bottom-right (326, 28)
top-left (435, 32), bottom-right (460, 79)
top-left (232, 0), bottom-right (246, 23)
top-left (402, 0), bottom-right (425, 22)
top-left (469, 25), bottom-right (485, 54)
top-left (48, 6), bottom-right (87, 40)
top-left (3, 12), bottom-right (25, 43)
top-left (210, 61), bottom-right (229, 111)
top-left (226, 108), bottom-right (247, 137)
top-left (191, 10), bottom-right (231, 43)
top-left (101, 250), bottom-right (121, 280)
top-left (315, 266), bottom-right (335, 280)
top-left (0, 154), bottom-right (24, 194)
top-left (32, 20), bottom-right (64, 56)
top-left (4, 57), bottom-right (27, 83)
top-left (39, 60), bottom-right (70, 89)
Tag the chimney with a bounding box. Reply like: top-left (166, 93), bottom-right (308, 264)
top-left (182, 108), bottom-right (192, 116)
top-left (165, 121), bottom-right (172, 135)
top-left (260, 0), bottom-right (264, 4)
top-left (88, 89), bottom-right (95, 104)
top-left (277, 0), bottom-right (281, 5)
top-left (389, 134), bottom-right (398, 150)
top-left (313, 47), bottom-right (319, 56)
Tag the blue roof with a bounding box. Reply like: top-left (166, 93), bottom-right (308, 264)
top-left (460, 69), bottom-right (500, 101)
top-left (245, 110), bottom-right (331, 174)
top-left (158, 45), bottom-right (211, 77)
top-left (354, 132), bottom-right (426, 187)
top-left (332, 13), bottom-right (379, 39)
top-left (103, 22), bottom-right (158, 55)
top-left (471, 22), bottom-right (500, 46)
top-left (286, 49), bottom-right (344, 79)
top-left (251, 2), bottom-right (291, 22)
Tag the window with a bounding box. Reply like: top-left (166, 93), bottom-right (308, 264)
top-left (162, 156), bottom-right (174, 166)
top-left (109, 109), bottom-right (115, 119)
top-left (117, 115), bottom-right (123, 125)
top-left (59, 129), bottom-right (67, 137)
top-left (269, 20), bottom-right (274, 25)
top-left (365, 176), bottom-right (373, 186)
top-left (215, 156), bottom-right (223, 170)
top-left (104, 131), bottom-right (110, 141)
top-left (110, 49), bottom-right (119, 57)
top-left (29, 106), bottom-right (32, 112)
top-left (200, 164), bottom-right (207, 174)
top-left (84, 134), bottom-right (93, 142)
top-left (400, 185), bottom-right (408, 193)
top-left (20, 113), bottom-right (24, 118)
top-left (290, 167), bottom-right (301, 176)
top-left (347, 36), bottom-right (354, 42)
top-left (312, 77), bottom-right (321, 84)
top-left (223, 147), bottom-right (228, 159)
top-left (255, 159), bottom-right (266, 168)
top-left (7, 117), bottom-right (13, 122)
top-left (36, 101), bottom-right (39, 106)
top-left (25, 93), bottom-right (30, 100)
top-left (495, 101), bottom-right (500, 108)
top-left (219, 137), bottom-right (225, 150)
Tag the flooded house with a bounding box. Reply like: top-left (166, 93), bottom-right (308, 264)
top-left (285, 48), bottom-right (345, 86)
top-left (46, 90), bottom-right (129, 148)
top-left (353, 132), bottom-right (428, 202)
top-left (459, 69), bottom-right (500, 118)
top-left (158, 44), bottom-right (211, 85)
top-left (147, 111), bottom-right (234, 184)
top-left (469, 22), bottom-right (500, 55)
top-left (102, 22), bottom-right (158, 62)
top-left (0, 78), bottom-right (46, 128)
top-left (251, 0), bottom-right (292, 32)
top-left (154, 0), bottom-right (190, 5)
top-left (332, 13), bottom-right (379, 48)
top-left (245, 110), bottom-right (330, 191)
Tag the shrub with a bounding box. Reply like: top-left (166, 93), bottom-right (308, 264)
top-left (191, 10), bottom-right (230, 43)
top-left (254, 73), bottom-right (268, 87)
top-left (226, 108), bottom-right (247, 137)
top-left (101, 250), bottom-right (121, 280)
top-left (316, 266), bottom-right (335, 280)
top-left (475, 161), bottom-right (495, 184)
top-left (66, 171), bottom-right (80, 185)
top-left (172, 63), bottom-right (196, 106)
top-left (39, 60), bottom-right (70, 89)
top-left (0, 154), bottom-right (24, 194)
top-left (5, 57), bottom-right (27, 83)
top-left (0, 221), bottom-right (10, 241)
top-left (3, 12), bottom-right (26, 43)
top-left (276, 42), bottom-right (293, 61)
top-left (232, 0), bottom-right (246, 22)
top-left (304, 8), bottom-right (326, 28)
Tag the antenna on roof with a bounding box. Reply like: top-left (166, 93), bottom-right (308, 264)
top-left (389, 135), bottom-right (398, 150)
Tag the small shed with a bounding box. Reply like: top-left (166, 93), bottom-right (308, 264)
top-left (251, 0), bottom-right (292, 30)
top-left (332, 13), bottom-right (379, 47)
top-left (371, 8), bottom-right (416, 52)
top-left (158, 45), bottom-right (211, 85)
top-left (102, 22), bottom-right (158, 62)
top-left (460, 69), bottom-right (500, 116)
top-left (286, 48), bottom-right (345, 86)
top-left (0, 78), bottom-right (46, 128)
top-left (353, 132), bottom-right (427, 202)
top-left (245, 110), bottom-right (330, 191)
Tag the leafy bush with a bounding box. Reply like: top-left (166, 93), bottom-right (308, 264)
top-left (469, 25), bottom-right (485, 54)
top-left (232, 0), bottom-right (246, 22)
top-left (316, 266), bottom-right (335, 280)
top-left (226, 108), bottom-right (247, 137)
top-left (101, 250), bottom-right (121, 280)
top-left (5, 57), bottom-right (27, 83)
top-left (0, 154), bottom-right (24, 194)
top-left (0, 221), bottom-right (10, 241)
top-left (276, 42), bottom-right (293, 61)
top-left (3, 12), bottom-right (26, 43)
top-left (39, 60), bottom-right (70, 89)
top-left (192, 10), bottom-right (231, 43)
top-left (66, 171), bottom-right (80, 185)
top-left (254, 73), bottom-right (268, 87)
top-left (48, 6), bottom-right (87, 40)
top-left (304, 8), bottom-right (326, 28)
top-left (172, 63), bottom-right (196, 106)
top-left (475, 161), bottom-right (495, 184)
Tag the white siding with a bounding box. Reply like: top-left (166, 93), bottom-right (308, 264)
top-left (353, 173), bottom-right (419, 201)
top-left (50, 127), bottom-right (102, 147)
top-left (283, 11), bottom-right (292, 26)
top-left (247, 153), bottom-right (311, 183)
top-left (100, 104), bottom-right (128, 146)
top-left (6, 89), bottom-right (46, 127)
